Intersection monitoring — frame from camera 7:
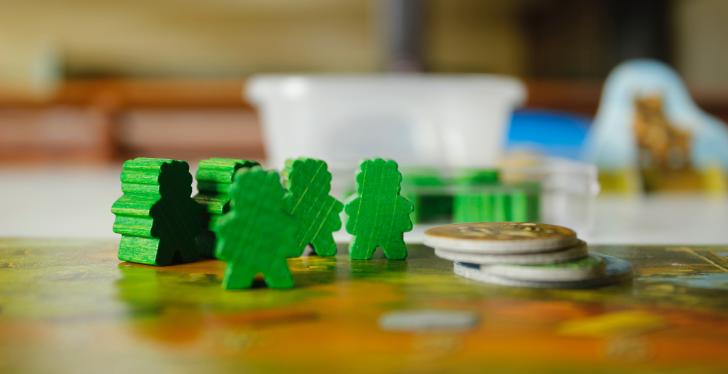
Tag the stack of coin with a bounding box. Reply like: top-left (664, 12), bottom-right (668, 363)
top-left (424, 222), bottom-right (632, 288)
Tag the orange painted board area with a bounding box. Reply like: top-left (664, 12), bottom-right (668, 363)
top-left (0, 239), bottom-right (727, 372)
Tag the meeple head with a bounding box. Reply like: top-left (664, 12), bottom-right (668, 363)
top-left (229, 166), bottom-right (284, 208)
top-left (284, 158), bottom-right (332, 191)
top-left (356, 158), bottom-right (402, 195)
top-left (158, 160), bottom-right (193, 198)
top-left (197, 158), bottom-right (260, 183)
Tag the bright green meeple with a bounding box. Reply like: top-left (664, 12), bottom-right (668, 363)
top-left (214, 167), bottom-right (297, 289)
top-left (111, 157), bottom-right (204, 266)
top-left (345, 158), bottom-right (414, 260)
top-left (194, 157), bottom-right (259, 258)
top-left (283, 157), bottom-right (343, 257)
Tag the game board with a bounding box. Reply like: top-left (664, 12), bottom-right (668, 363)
top-left (1, 239), bottom-right (727, 373)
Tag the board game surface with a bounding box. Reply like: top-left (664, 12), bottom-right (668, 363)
top-left (1, 239), bottom-right (727, 373)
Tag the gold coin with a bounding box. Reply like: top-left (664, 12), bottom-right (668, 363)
top-left (426, 222), bottom-right (575, 241)
top-left (424, 222), bottom-right (578, 253)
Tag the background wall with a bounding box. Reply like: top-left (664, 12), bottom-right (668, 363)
top-left (673, 0), bottom-right (728, 85)
top-left (1, 0), bottom-right (728, 164)
top-left (3, 0), bottom-right (726, 92)
top-left (0, 0), bottom-right (535, 97)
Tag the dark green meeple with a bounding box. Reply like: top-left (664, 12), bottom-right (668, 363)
top-left (214, 167), bottom-right (297, 289)
top-left (283, 157), bottom-right (343, 257)
top-left (111, 157), bottom-right (204, 266)
top-left (345, 158), bottom-right (413, 260)
top-left (194, 157), bottom-right (259, 258)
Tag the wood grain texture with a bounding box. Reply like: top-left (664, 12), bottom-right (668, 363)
top-left (345, 158), bottom-right (413, 260)
top-left (214, 167), bottom-right (296, 289)
top-left (194, 157), bottom-right (259, 258)
top-left (283, 158), bottom-right (342, 257)
top-left (111, 157), bottom-right (203, 265)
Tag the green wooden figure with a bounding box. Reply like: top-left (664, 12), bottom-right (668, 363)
top-left (345, 158), bottom-right (413, 260)
top-left (112, 157), bottom-right (203, 266)
top-left (194, 157), bottom-right (259, 258)
top-left (214, 167), bottom-right (297, 289)
top-left (283, 157), bottom-right (343, 257)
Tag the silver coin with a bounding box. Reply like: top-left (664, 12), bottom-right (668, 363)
top-left (481, 254), bottom-right (607, 282)
top-left (434, 240), bottom-right (588, 265)
top-left (453, 254), bottom-right (633, 289)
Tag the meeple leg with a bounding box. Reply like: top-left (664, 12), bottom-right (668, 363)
top-left (381, 234), bottom-right (408, 260)
top-left (153, 242), bottom-right (176, 266)
top-left (222, 262), bottom-right (255, 289)
top-left (179, 241), bottom-right (201, 263)
top-left (349, 236), bottom-right (376, 260)
top-left (311, 232), bottom-right (338, 257)
top-left (263, 258), bottom-right (294, 289)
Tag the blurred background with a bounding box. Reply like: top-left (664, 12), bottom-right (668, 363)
top-left (2, 0), bottom-right (728, 240)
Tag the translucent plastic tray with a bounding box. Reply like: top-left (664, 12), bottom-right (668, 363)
top-left (331, 157), bottom-right (599, 241)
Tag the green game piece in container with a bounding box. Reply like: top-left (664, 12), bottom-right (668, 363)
top-left (508, 181), bottom-right (541, 222)
top-left (492, 191), bottom-right (511, 221)
top-left (453, 169), bottom-right (500, 223)
top-left (283, 157), bottom-right (343, 257)
top-left (214, 167), bottom-right (297, 289)
top-left (402, 169), bottom-right (452, 224)
top-left (509, 188), bottom-right (530, 222)
top-left (112, 157), bottom-right (204, 266)
top-left (345, 158), bottom-right (414, 260)
top-left (194, 158), bottom-right (260, 258)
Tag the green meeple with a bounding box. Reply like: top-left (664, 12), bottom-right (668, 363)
top-left (194, 157), bottom-right (259, 258)
top-left (283, 157), bottom-right (343, 257)
top-left (345, 158), bottom-right (414, 260)
top-left (111, 157), bottom-right (204, 265)
top-left (214, 167), bottom-right (297, 289)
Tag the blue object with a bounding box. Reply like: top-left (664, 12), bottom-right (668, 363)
top-left (506, 109), bottom-right (591, 160)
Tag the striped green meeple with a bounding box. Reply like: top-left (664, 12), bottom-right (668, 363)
top-left (283, 157), bottom-right (343, 257)
top-left (345, 158), bottom-right (414, 260)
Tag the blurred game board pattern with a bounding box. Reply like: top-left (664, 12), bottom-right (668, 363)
top-left (0, 239), bottom-right (727, 372)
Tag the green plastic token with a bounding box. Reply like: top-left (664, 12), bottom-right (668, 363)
top-left (453, 169), bottom-right (500, 223)
top-left (283, 158), bottom-right (343, 257)
top-left (492, 191), bottom-right (511, 221)
top-left (509, 182), bottom-right (540, 222)
top-left (112, 157), bottom-right (204, 266)
top-left (345, 158), bottom-right (414, 260)
top-left (401, 169), bottom-right (452, 224)
top-left (214, 167), bottom-right (297, 289)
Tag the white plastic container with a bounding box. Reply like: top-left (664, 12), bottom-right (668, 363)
top-left (246, 75), bottom-right (598, 240)
top-left (246, 75), bottom-right (526, 170)
top-left (396, 157), bottom-right (599, 240)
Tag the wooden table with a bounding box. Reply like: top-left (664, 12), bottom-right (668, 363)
top-left (1, 239), bottom-right (727, 372)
